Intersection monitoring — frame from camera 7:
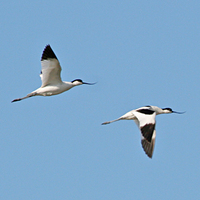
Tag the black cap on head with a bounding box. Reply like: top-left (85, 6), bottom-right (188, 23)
top-left (162, 108), bottom-right (172, 112)
top-left (71, 79), bottom-right (83, 83)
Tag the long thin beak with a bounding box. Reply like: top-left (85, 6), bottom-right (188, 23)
top-left (172, 111), bottom-right (186, 114)
top-left (82, 82), bottom-right (97, 85)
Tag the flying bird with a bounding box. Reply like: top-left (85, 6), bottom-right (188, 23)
top-left (12, 45), bottom-right (95, 102)
top-left (102, 105), bottom-right (185, 158)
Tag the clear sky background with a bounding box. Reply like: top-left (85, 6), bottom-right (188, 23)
top-left (1, 0), bottom-right (200, 199)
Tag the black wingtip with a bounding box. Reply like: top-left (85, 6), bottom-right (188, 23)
top-left (141, 139), bottom-right (154, 159)
top-left (41, 45), bottom-right (58, 61)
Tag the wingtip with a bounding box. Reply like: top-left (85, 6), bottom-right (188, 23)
top-left (144, 150), bottom-right (153, 159)
top-left (141, 139), bottom-right (154, 159)
top-left (41, 45), bottom-right (58, 61)
top-left (147, 154), bottom-right (153, 159)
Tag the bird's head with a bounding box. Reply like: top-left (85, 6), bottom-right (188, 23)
top-left (71, 79), bottom-right (96, 86)
top-left (162, 108), bottom-right (185, 114)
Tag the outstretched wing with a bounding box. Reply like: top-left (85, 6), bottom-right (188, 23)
top-left (133, 110), bottom-right (156, 158)
top-left (40, 45), bottom-right (62, 87)
top-left (141, 129), bottom-right (156, 158)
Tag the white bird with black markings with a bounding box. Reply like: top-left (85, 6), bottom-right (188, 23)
top-left (12, 45), bottom-right (95, 102)
top-left (102, 106), bottom-right (185, 158)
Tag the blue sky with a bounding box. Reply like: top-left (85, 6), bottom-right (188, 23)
top-left (1, 0), bottom-right (200, 199)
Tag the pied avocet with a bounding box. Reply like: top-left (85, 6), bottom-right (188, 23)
top-left (102, 105), bottom-right (185, 158)
top-left (12, 45), bottom-right (95, 102)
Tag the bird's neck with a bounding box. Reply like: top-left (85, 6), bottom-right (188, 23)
top-left (61, 81), bottom-right (75, 91)
top-left (151, 106), bottom-right (164, 115)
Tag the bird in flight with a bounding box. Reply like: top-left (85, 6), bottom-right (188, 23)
top-left (102, 105), bottom-right (185, 158)
top-left (12, 45), bottom-right (95, 102)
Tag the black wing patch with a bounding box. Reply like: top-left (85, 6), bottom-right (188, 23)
top-left (41, 45), bottom-right (58, 61)
top-left (141, 138), bottom-right (155, 158)
top-left (137, 109), bottom-right (155, 115)
top-left (140, 123), bottom-right (155, 142)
